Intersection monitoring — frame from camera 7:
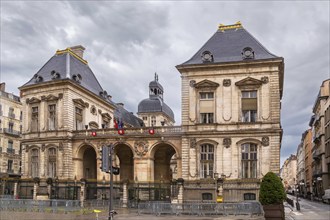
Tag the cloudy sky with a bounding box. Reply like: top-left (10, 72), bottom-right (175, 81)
top-left (0, 1), bottom-right (329, 166)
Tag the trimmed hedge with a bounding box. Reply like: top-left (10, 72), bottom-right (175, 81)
top-left (259, 172), bottom-right (286, 205)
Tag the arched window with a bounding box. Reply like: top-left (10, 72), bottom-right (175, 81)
top-left (48, 148), bottom-right (56, 178)
top-left (200, 144), bottom-right (214, 178)
top-left (241, 143), bottom-right (257, 178)
top-left (31, 149), bottom-right (39, 177)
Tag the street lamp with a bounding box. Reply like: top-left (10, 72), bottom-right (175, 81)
top-left (74, 175), bottom-right (77, 200)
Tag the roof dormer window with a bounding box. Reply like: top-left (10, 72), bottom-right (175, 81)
top-left (201, 51), bottom-right (214, 63)
top-left (72, 74), bottom-right (82, 83)
top-left (242, 47), bottom-right (255, 60)
top-left (51, 70), bottom-right (61, 79)
top-left (34, 74), bottom-right (43, 83)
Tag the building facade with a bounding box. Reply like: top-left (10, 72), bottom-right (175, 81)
top-left (303, 129), bottom-right (313, 197)
top-left (296, 141), bottom-right (305, 196)
top-left (310, 79), bottom-right (330, 199)
top-left (280, 155), bottom-right (297, 192)
top-left (3, 23), bottom-right (284, 204)
top-left (0, 83), bottom-right (22, 195)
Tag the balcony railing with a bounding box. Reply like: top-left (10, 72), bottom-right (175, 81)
top-left (7, 148), bottom-right (15, 154)
top-left (6, 169), bottom-right (14, 174)
top-left (3, 128), bottom-right (21, 136)
top-left (313, 149), bottom-right (322, 160)
top-left (0, 147), bottom-right (2, 153)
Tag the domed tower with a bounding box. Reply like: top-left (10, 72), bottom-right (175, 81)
top-left (138, 73), bottom-right (175, 126)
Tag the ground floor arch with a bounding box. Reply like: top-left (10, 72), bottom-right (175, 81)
top-left (114, 143), bottom-right (134, 182)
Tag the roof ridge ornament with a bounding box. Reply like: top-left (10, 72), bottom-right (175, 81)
top-left (56, 47), bottom-right (88, 65)
top-left (218, 21), bottom-right (242, 31)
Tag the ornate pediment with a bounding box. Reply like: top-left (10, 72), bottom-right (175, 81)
top-left (41, 94), bottom-right (60, 102)
top-left (26, 97), bottom-right (41, 104)
top-left (73, 98), bottom-right (89, 108)
top-left (235, 77), bottom-right (263, 89)
top-left (194, 79), bottom-right (220, 89)
top-left (101, 113), bottom-right (112, 120)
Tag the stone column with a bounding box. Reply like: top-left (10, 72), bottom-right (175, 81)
top-left (177, 178), bottom-right (184, 203)
top-left (80, 180), bottom-right (86, 207)
top-left (122, 182), bottom-right (128, 208)
top-left (33, 183), bottom-right (38, 200)
top-left (13, 181), bottom-right (18, 199)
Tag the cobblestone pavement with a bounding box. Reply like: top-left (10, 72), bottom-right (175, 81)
top-left (0, 208), bottom-right (265, 220)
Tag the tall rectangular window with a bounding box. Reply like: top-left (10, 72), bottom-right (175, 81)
top-left (31, 149), bottom-right (39, 177)
top-left (199, 92), bottom-right (215, 124)
top-left (200, 144), bottom-right (214, 178)
top-left (48, 148), bottom-right (56, 178)
top-left (48, 104), bottom-right (56, 130)
top-left (31, 106), bottom-right (39, 131)
top-left (241, 91), bottom-right (257, 122)
top-left (241, 143), bottom-right (257, 178)
top-left (7, 160), bottom-right (13, 173)
top-left (8, 122), bottom-right (14, 132)
top-left (75, 107), bottom-right (83, 130)
top-left (151, 116), bottom-right (156, 127)
top-left (200, 113), bottom-right (214, 124)
top-left (8, 107), bottom-right (15, 119)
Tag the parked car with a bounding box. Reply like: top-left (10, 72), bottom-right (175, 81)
top-left (322, 189), bottom-right (330, 204)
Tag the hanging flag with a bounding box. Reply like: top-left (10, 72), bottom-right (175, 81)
top-left (114, 118), bottom-right (118, 129)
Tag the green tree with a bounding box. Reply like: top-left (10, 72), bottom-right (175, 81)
top-left (259, 172), bottom-right (286, 205)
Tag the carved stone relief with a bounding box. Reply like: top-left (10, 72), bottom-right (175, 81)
top-left (134, 140), bottom-right (149, 156)
top-left (223, 138), bottom-right (232, 148)
top-left (261, 76), bottom-right (269, 84)
top-left (223, 79), bottom-right (231, 87)
top-left (189, 80), bottom-right (196, 87)
top-left (190, 138), bottom-right (196, 148)
top-left (261, 136), bottom-right (269, 146)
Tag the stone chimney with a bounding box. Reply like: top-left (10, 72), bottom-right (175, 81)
top-left (70, 45), bottom-right (85, 58)
top-left (0, 82), bottom-right (5, 91)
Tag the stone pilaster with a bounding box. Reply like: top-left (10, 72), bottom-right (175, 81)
top-left (13, 182), bottom-right (18, 198)
top-left (122, 182), bottom-right (128, 208)
top-left (80, 181), bottom-right (86, 207)
top-left (33, 182), bottom-right (38, 200)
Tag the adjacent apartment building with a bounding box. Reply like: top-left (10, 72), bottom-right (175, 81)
top-left (0, 83), bottom-right (22, 195)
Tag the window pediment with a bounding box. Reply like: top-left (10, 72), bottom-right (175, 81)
top-left (101, 113), bottom-right (112, 121)
top-left (41, 94), bottom-right (60, 102)
top-left (73, 98), bottom-right (89, 108)
top-left (235, 77), bottom-right (263, 89)
top-left (194, 80), bottom-right (219, 89)
top-left (26, 97), bottom-right (41, 104)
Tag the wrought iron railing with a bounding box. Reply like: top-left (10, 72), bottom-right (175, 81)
top-left (3, 128), bottom-right (20, 136)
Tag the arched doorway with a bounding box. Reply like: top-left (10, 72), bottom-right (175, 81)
top-left (81, 146), bottom-right (97, 199)
top-left (114, 144), bottom-right (134, 182)
top-left (152, 143), bottom-right (177, 201)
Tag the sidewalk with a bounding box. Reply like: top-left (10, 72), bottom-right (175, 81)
top-left (0, 208), bottom-right (265, 220)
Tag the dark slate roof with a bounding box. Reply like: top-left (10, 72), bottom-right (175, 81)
top-left (138, 98), bottom-right (175, 122)
top-left (22, 53), bottom-right (105, 96)
top-left (149, 80), bottom-right (163, 91)
top-left (181, 27), bottom-right (278, 65)
top-left (115, 104), bottom-right (144, 127)
top-left (21, 48), bottom-right (143, 128)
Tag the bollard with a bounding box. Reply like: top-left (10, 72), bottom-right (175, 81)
top-left (295, 202), bottom-right (300, 211)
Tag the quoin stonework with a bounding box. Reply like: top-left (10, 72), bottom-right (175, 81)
top-left (1, 22), bottom-right (284, 204)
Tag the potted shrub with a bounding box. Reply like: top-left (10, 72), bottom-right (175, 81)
top-left (259, 172), bottom-right (286, 220)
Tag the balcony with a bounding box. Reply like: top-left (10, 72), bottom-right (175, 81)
top-left (8, 113), bottom-right (15, 119)
top-left (6, 169), bottom-right (14, 174)
top-left (3, 128), bottom-right (21, 137)
top-left (7, 148), bottom-right (15, 154)
top-left (0, 147), bottom-right (2, 153)
top-left (313, 149), bottom-right (322, 160)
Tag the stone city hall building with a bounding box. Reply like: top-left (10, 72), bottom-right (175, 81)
top-left (2, 22), bottom-right (284, 205)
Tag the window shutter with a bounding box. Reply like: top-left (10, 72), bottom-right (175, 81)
top-left (242, 98), bottom-right (257, 110)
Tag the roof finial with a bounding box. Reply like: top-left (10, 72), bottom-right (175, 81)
top-left (218, 21), bottom-right (243, 31)
top-left (154, 72), bottom-right (158, 81)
